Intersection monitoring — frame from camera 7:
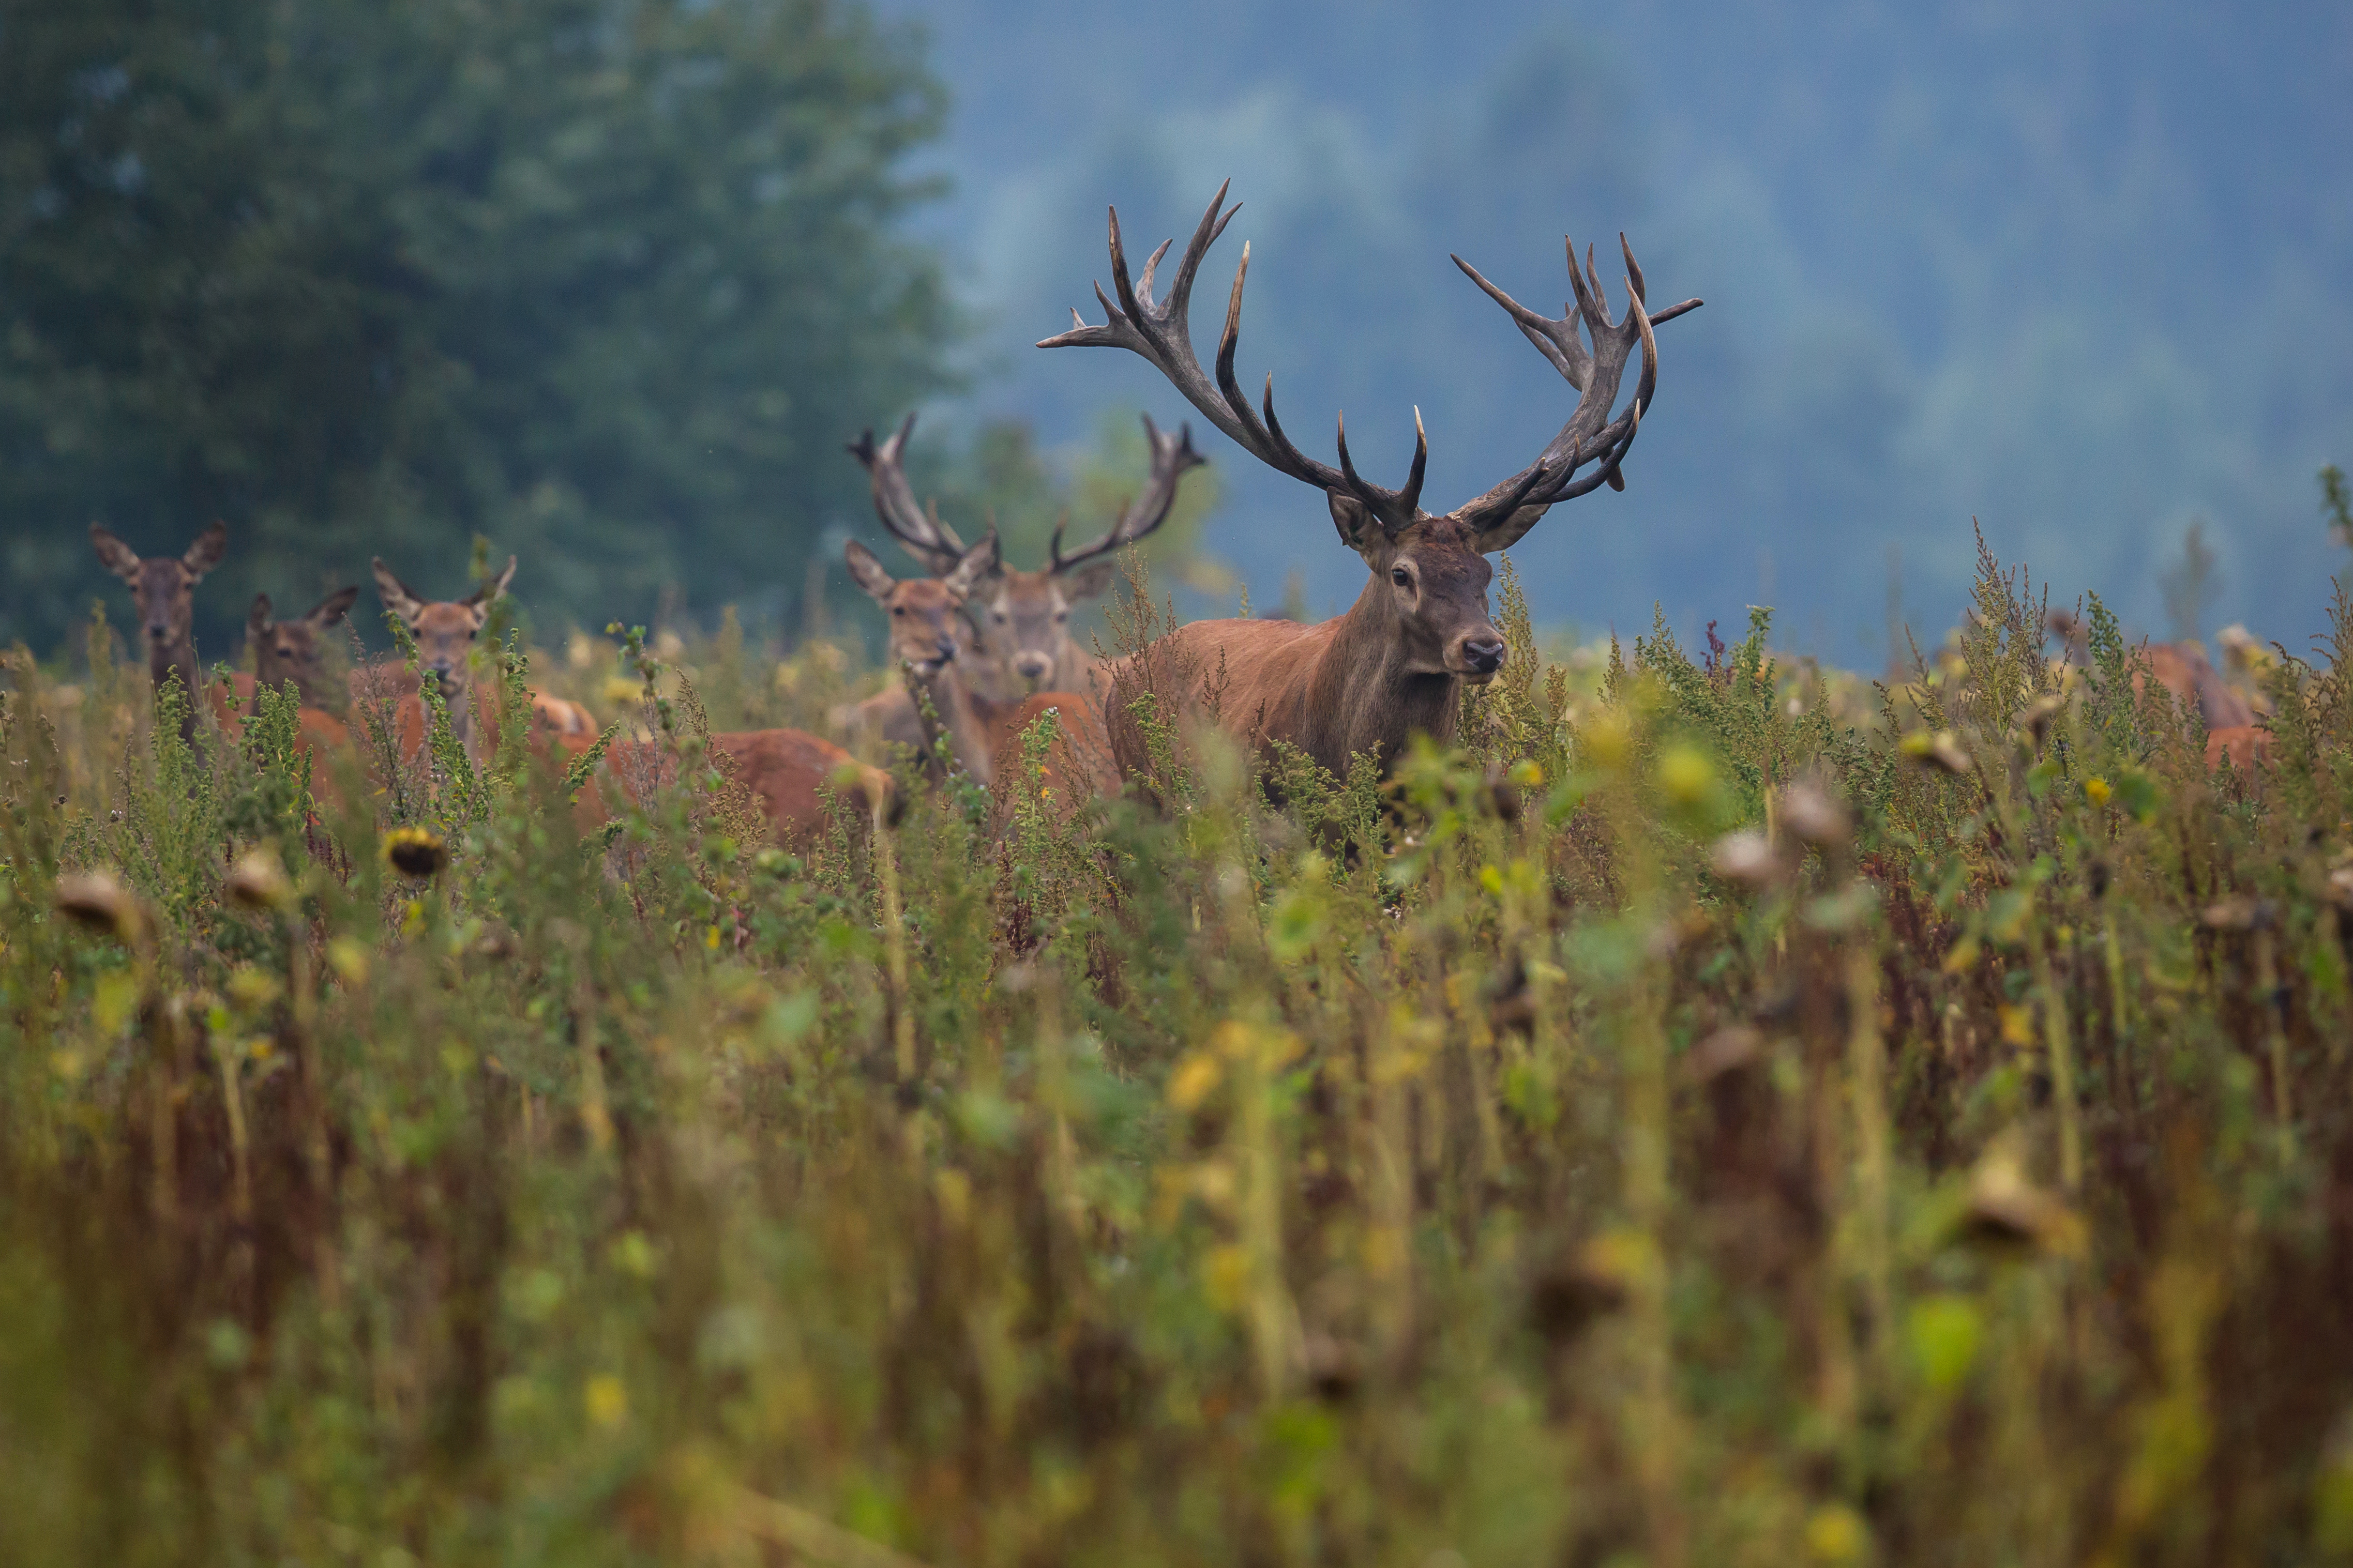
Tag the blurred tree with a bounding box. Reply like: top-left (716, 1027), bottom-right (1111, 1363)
top-left (0, 0), bottom-right (955, 656)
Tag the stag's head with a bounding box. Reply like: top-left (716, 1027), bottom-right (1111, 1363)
top-left (843, 534), bottom-right (999, 678)
top-left (1040, 183), bottom-right (1697, 687)
top-left (90, 522), bottom-right (227, 656)
top-left (849, 412), bottom-right (1203, 690)
top-left (249, 586), bottom-right (359, 706)
top-left (371, 556), bottom-right (516, 696)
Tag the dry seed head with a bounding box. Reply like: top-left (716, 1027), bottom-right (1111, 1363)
top-left (1899, 728), bottom-right (1974, 776)
top-left (2199, 895), bottom-right (2274, 932)
top-left (1710, 829), bottom-right (1787, 889)
top-left (1959, 1144), bottom-right (2084, 1256)
top-left (2018, 693), bottom-right (2065, 747)
top-left (383, 826), bottom-right (448, 879)
top-left (1781, 779), bottom-right (1851, 850)
top-left (54, 871), bottom-right (143, 945)
top-left (227, 848), bottom-right (295, 911)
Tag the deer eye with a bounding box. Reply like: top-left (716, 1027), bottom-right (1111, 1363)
top-left (993, 612), bottom-right (1008, 624)
top-left (891, 606), bottom-right (905, 617)
top-left (1391, 567), bottom-right (1412, 588)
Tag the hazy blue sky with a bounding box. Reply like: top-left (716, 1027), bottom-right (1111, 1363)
top-left (869, 0), bottom-right (2353, 660)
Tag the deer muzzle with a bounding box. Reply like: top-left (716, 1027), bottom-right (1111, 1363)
top-left (1456, 635), bottom-right (1509, 683)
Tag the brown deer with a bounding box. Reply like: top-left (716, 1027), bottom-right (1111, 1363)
top-left (241, 588), bottom-right (362, 769)
top-left (371, 555), bottom-right (518, 765)
top-left (841, 532), bottom-right (1110, 790)
top-left (1038, 182), bottom-right (1699, 781)
top-left (576, 727), bottom-right (902, 843)
top-left (88, 522), bottom-right (231, 741)
top-left (2046, 611), bottom-right (2269, 773)
top-left (856, 410), bottom-right (1203, 689)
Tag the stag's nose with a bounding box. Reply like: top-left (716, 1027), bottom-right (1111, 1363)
top-left (1012, 652), bottom-right (1052, 682)
top-left (1461, 636), bottom-right (1507, 675)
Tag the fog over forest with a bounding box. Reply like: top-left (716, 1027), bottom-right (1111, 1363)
top-left (879, 0), bottom-right (2353, 660)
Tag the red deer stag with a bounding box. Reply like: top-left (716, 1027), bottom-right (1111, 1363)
top-left (88, 522), bottom-right (231, 741)
top-left (841, 532), bottom-right (1110, 792)
top-left (865, 412), bottom-right (1202, 682)
top-left (1039, 182), bottom-right (1699, 781)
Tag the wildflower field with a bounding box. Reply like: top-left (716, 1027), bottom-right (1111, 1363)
top-left (4, 541), bottom-right (2352, 1568)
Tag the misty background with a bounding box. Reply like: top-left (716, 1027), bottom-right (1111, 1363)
top-left (5, 0), bottom-right (2349, 665)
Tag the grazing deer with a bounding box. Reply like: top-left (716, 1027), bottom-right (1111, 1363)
top-left (88, 522), bottom-right (230, 741)
top-left (1039, 182), bottom-right (1700, 781)
top-left (575, 727), bottom-right (901, 842)
top-left (841, 532), bottom-right (1110, 790)
top-left (371, 555), bottom-right (518, 765)
top-left (2046, 611), bottom-right (2269, 773)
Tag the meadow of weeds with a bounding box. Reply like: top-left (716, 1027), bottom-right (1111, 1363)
top-left (4, 537), bottom-right (2352, 1568)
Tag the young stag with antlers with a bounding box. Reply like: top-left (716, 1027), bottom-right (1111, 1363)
top-left (831, 413), bottom-right (1202, 751)
top-left (1041, 183), bottom-right (1699, 782)
top-left (88, 522), bottom-right (232, 742)
top-left (841, 531), bottom-right (1111, 793)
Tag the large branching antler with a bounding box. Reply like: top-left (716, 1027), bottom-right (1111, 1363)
top-left (1047, 414), bottom-right (1208, 576)
top-left (848, 414), bottom-right (970, 576)
top-left (1039, 182), bottom-right (1432, 535)
top-left (1043, 182), bottom-right (1701, 545)
top-left (1450, 237), bottom-right (1701, 541)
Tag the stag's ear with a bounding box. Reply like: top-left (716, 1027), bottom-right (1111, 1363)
top-left (842, 541), bottom-right (898, 602)
top-left (1329, 494), bottom-right (1392, 561)
top-left (248, 594), bottom-right (274, 637)
top-left (89, 524), bottom-right (142, 583)
top-left (183, 522), bottom-right (228, 578)
top-left (307, 585), bottom-right (360, 629)
top-left (371, 558), bottom-right (426, 626)
top-left (944, 532), bottom-right (998, 600)
top-left (1062, 560), bottom-right (1120, 601)
top-left (1472, 503), bottom-right (1546, 556)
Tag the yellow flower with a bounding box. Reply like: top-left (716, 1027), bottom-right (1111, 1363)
top-left (382, 827), bottom-right (447, 879)
top-left (583, 1374), bottom-right (628, 1429)
top-left (2084, 777), bottom-right (2112, 808)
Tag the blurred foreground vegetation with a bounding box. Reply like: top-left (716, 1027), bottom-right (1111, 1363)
top-left (4, 538), bottom-right (2353, 1567)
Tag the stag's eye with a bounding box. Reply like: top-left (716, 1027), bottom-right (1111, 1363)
top-left (993, 612), bottom-right (1008, 624)
top-left (1391, 567), bottom-right (1413, 589)
top-left (891, 606), bottom-right (906, 617)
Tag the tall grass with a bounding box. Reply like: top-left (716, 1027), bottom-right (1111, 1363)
top-left (3, 535), bottom-right (2350, 1567)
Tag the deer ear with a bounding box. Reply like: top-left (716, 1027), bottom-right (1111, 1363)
top-left (248, 594), bottom-right (274, 636)
top-left (89, 524), bottom-right (142, 583)
top-left (460, 555), bottom-right (517, 611)
top-left (1472, 503), bottom-right (1546, 555)
top-left (1328, 494), bottom-right (1385, 560)
top-left (308, 585), bottom-right (360, 628)
top-left (1062, 560), bottom-right (1120, 601)
top-left (183, 522), bottom-right (228, 578)
top-left (842, 541), bottom-right (897, 602)
top-left (371, 558), bottom-right (426, 625)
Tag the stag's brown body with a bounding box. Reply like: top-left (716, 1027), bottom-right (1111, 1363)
top-left (572, 727), bottom-right (897, 843)
top-left (1041, 183), bottom-right (1701, 781)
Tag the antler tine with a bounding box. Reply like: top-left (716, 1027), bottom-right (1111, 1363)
top-left (1042, 184), bottom-right (1361, 508)
top-left (1136, 238), bottom-right (1174, 307)
top-left (1331, 407), bottom-right (1428, 532)
top-left (849, 412), bottom-right (969, 574)
top-left (1453, 233), bottom-right (1689, 537)
top-left (1047, 414), bottom-right (1208, 576)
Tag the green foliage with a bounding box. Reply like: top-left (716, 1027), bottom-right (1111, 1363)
top-left (3, 538), bottom-right (2353, 1567)
top-left (0, 0), bottom-right (956, 652)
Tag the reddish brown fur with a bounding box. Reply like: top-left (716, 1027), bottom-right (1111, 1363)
top-left (989, 692), bottom-right (1121, 827)
top-left (568, 726), bottom-right (898, 842)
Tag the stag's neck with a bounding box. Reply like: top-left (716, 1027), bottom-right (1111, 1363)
top-left (1305, 575), bottom-right (1459, 770)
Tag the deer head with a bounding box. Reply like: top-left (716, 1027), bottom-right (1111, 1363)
top-left (248, 586), bottom-right (359, 711)
top-left (371, 555), bottom-right (517, 701)
top-left (849, 413), bottom-right (1203, 691)
top-left (842, 532), bottom-right (1000, 678)
top-left (1039, 182), bottom-right (1698, 689)
top-left (89, 521), bottom-right (228, 680)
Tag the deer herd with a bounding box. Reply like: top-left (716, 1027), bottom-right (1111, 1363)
top-left (76, 182), bottom-right (2274, 855)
